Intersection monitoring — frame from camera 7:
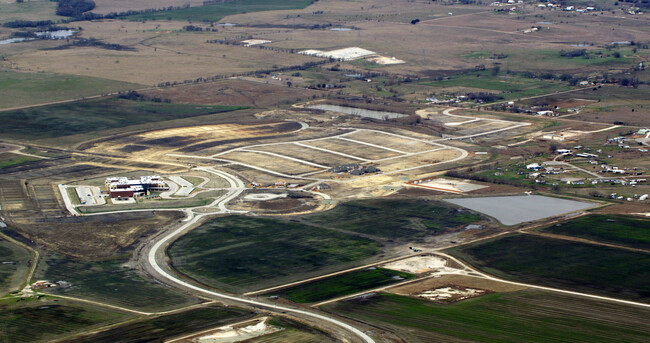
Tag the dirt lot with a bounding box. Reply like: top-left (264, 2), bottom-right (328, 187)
top-left (388, 274), bottom-right (527, 296)
top-left (86, 121), bottom-right (304, 160)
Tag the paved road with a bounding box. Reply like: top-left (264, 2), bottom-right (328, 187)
top-left (142, 167), bottom-right (375, 343)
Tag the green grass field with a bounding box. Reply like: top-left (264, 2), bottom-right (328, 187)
top-left (38, 254), bottom-right (200, 311)
top-left (65, 304), bottom-right (254, 343)
top-left (0, 69), bottom-right (143, 110)
top-left (302, 199), bottom-right (481, 239)
top-left (0, 300), bottom-right (127, 343)
top-left (323, 291), bottom-right (650, 342)
top-left (0, 97), bottom-right (245, 141)
top-left (267, 268), bottom-right (414, 303)
top-left (539, 214), bottom-right (650, 250)
top-left (0, 153), bottom-right (40, 169)
top-left (0, 236), bottom-right (31, 295)
top-left (125, 0), bottom-right (314, 22)
top-left (168, 216), bottom-right (380, 293)
top-left (420, 72), bottom-right (572, 102)
top-left (448, 234), bottom-right (650, 301)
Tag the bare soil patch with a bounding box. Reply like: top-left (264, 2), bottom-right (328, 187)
top-left (388, 274), bottom-right (527, 296)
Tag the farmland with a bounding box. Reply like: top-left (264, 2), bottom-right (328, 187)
top-left (0, 235), bottom-right (31, 295)
top-left (323, 291), bottom-right (650, 343)
top-left (0, 97), bottom-right (246, 141)
top-left (266, 268), bottom-right (414, 303)
top-left (302, 199), bottom-right (482, 239)
top-left (0, 0), bottom-right (649, 341)
top-left (448, 234), bottom-right (650, 301)
top-left (37, 253), bottom-right (201, 311)
top-left (65, 305), bottom-right (255, 343)
top-left (168, 216), bottom-right (380, 293)
top-left (0, 300), bottom-right (128, 343)
top-left (0, 153), bottom-right (40, 169)
top-left (0, 69), bottom-right (143, 110)
top-left (539, 214), bottom-right (650, 250)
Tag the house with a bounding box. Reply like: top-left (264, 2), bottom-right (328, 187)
top-left (536, 110), bottom-right (555, 116)
top-left (105, 175), bottom-right (167, 199)
top-left (556, 149), bottom-right (572, 154)
top-left (526, 163), bottom-right (542, 171)
top-left (316, 183), bottom-right (331, 191)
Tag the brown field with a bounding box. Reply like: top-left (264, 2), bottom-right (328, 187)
top-left (85, 121), bottom-right (304, 159)
top-left (139, 78), bottom-right (323, 107)
top-left (301, 137), bottom-right (401, 161)
top-left (9, 21), bottom-right (321, 85)
top-left (15, 211), bottom-right (182, 259)
top-left (252, 143), bottom-right (360, 168)
top-left (377, 149), bottom-right (462, 173)
top-left (343, 131), bottom-right (435, 153)
top-left (219, 150), bottom-right (320, 175)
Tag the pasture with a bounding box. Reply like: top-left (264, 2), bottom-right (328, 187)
top-left (0, 97), bottom-right (245, 141)
top-left (539, 214), bottom-right (650, 250)
top-left (0, 236), bottom-right (31, 295)
top-left (0, 300), bottom-right (127, 343)
top-left (0, 153), bottom-right (40, 169)
top-left (65, 304), bottom-right (255, 343)
top-left (38, 253), bottom-right (201, 311)
top-left (266, 268), bottom-right (414, 303)
top-left (0, 69), bottom-right (142, 110)
top-left (303, 199), bottom-right (481, 239)
top-left (448, 234), bottom-right (650, 302)
top-left (323, 291), bottom-right (650, 342)
top-left (168, 216), bottom-right (380, 293)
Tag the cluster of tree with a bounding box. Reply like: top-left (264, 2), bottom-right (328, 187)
top-left (49, 38), bottom-right (133, 51)
top-left (3, 20), bottom-right (54, 28)
top-left (54, 0), bottom-right (96, 17)
top-left (156, 60), bottom-right (329, 88)
top-left (182, 25), bottom-right (203, 32)
top-left (118, 91), bottom-right (170, 103)
top-left (559, 49), bottom-right (588, 58)
top-left (466, 92), bottom-right (503, 103)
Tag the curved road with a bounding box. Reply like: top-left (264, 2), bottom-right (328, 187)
top-left (144, 167), bottom-right (375, 343)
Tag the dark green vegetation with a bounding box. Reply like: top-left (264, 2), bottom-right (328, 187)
top-left (0, 97), bottom-right (245, 140)
top-left (66, 304), bottom-right (254, 343)
top-left (448, 234), bottom-right (650, 301)
top-left (540, 214), bottom-right (650, 250)
top-left (0, 69), bottom-right (142, 110)
top-left (125, 0), bottom-right (314, 22)
top-left (0, 236), bottom-right (31, 294)
top-left (38, 254), bottom-right (200, 311)
top-left (267, 268), bottom-right (414, 303)
top-left (169, 216), bottom-right (379, 293)
top-left (303, 199), bottom-right (481, 239)
top-left (55, 0), bottom-right (95, 17)
top-left (0, 300), bottom-right (126, 343)
top-left (323, 291), bottom-right (650, 342)
top-left (0, 153), bottom-right (40, 169)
